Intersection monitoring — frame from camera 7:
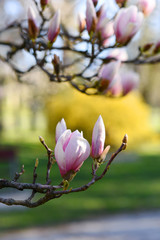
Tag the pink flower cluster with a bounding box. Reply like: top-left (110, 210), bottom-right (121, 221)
top-left (82, 0), bottom-right (156, 45)
top-left (78, 0), bottom-right (114, 45)
top-left (28, 3), bottom-right (60, 44)
top-left (97, 58), bottom-right (139, 97)
top-left (54, 116), bottom-right (109, 180)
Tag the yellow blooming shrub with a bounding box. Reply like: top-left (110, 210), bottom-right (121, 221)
top-left (45, 85), bottom-right (155, 149)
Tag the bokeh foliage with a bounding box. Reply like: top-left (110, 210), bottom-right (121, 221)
top-left (45, 85), bottom-right (155, 148)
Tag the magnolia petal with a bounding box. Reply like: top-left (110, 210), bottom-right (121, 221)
top-left (65, 133), bottom-right (90, 173)
top-left (55, 118), bottom-right (67, 142)
top-left (48, 10), bottom-right (60, 43)
top-left (86, 0), bottom-right (97, 33)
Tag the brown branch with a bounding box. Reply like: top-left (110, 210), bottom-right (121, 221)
top-left (27, 158), bottom-right (39, 201)
top-left (13, 165), bottom-right (25, 182)
top-left (39, 136), bottom-right (53, 185)
top-left (0, 135), bottom-right (127, 208)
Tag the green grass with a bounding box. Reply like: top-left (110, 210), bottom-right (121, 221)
top-left (0, 142), bottom-right (160, 231)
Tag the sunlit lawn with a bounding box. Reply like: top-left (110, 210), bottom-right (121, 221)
top-left (0, 141), bottom-right (160, 231)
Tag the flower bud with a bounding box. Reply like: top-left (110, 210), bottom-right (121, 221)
top-left (113, 6), bottom-right (143, 45)
top-left (98, 61), bottom-right (121, 93)
top-left (40, 0), bottom-right (49, 10)
top-left (153, 42), bottom-right (160, 54)
top-left (123, 134), bottom-right (128, 144)
top-left (91, 115), bottom-right (105, 159)
top-left (122, 134), bottom-right (128, 150)
top-left (55, 118), bottom-right (67, 143)
top-left (86, 0), bottom-right (97, 34)
top-left (92, 0), bottom-right (98, 7)
top-left (28, 7), bottom-right (39, 40)
top-left (138, 0), bottom-right (156, 16)
top-left (55, 129), bottom-right (90, 180)
top-left (48, 10), bottom-right (60, 44)
top-left (52, 54), bottom-right (61, 75)
top-left (140, 43), bottom-right (153, 53)
top-left (116, 0), bottom-right (127, 7)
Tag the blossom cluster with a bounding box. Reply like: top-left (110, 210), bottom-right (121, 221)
top-left (54, 116), bottom-right (111, 181)
top-left (27, 0), bottom-right (157, 97)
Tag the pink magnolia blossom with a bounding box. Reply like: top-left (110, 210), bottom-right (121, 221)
top-left (113, 5), bottom-right (143, 45)
top-left (55, 129), bottom-right (90, 179)
top-left (91, 115), bottom-right (105, 159)
top-left (86, 0), bottom-right (97, 34)
top-left (98, 61), bottom-right (121, 92)
top-left (48, 10), bottom-right (60, 43)
top-left (138, 0), bottom-right (156, 16)
top-left (55, 118), bottom-right (67, 143)
top-left (120, 70), bottom-right (139, 95)
top-left (28, 7), bottom-right (39, 39)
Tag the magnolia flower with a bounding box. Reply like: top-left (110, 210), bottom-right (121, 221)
top-left (138, 0), bottom-right (156, 16)
top-left (48, 10), bottom-right (60, 43)
top-left (55, 129), bottom-right (90, 179)
top-left (98, 61), bottom-right (121, 93)
top-left (55, 118), bottom-right (67, 143)
top-left (113, 5), bottom-right (143, 45)
top-left (86, 0), bottom-right (97, 34)
top-left (28, 7), bottom-right (39, 39)
top-left (91, 115), bottom-right (105, 159)
top-left (120, 70), bottom-right (139, 95)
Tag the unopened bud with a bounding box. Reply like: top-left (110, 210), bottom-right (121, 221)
top-left (92, 0), bottom-right (98, 7)
top-left (40, 0), bottom-right (49, 10)
top-left (48, 10), bottom-right (61, 44)
top-left (28, 7), bottom-right (39, 40)
top-left (52, 54), bottom-right (61, 75)
top-left (39, 136), bottom-right (44, 143)
top-left (35, 158), bottom-right (39, 168)
top-left (122, 134), bottom-right (128, 150)
top-left (154, 42), bottom-right (160, 54)
top-left (86, 0), bottom-right (97, 34)
top-left (116, 0), bottom-right (127, 7)
top-left (140, 43), bottom-right (153, 52)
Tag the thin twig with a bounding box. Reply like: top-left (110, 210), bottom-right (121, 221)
top-left (13, 165), bottom-right (25, 182)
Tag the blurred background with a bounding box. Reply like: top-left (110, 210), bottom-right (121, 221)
top-left (0, 0), bottom-right (160, 238)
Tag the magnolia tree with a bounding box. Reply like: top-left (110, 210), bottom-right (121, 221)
top-left (0, 0), bottom-right (158, 207)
